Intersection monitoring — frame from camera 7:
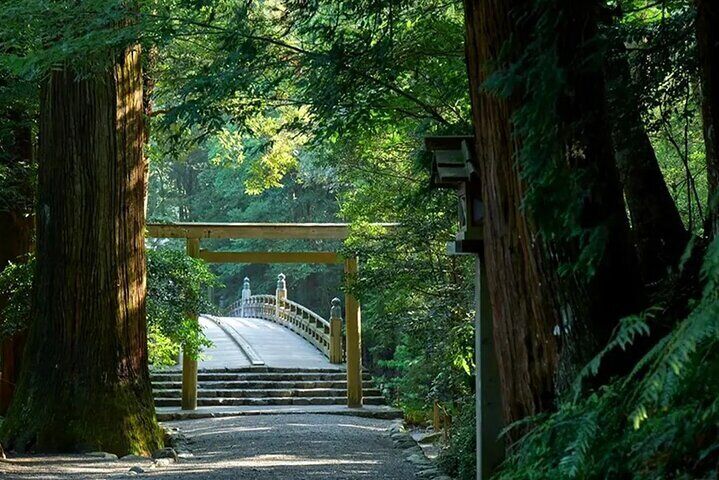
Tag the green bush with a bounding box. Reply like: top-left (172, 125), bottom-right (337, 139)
top-left (146, 248), bottom-right (219, 364)
top-left (0, 248), bottom-right (219, 367)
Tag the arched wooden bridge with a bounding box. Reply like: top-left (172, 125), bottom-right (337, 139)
top-left (151, 273), bottom-right (396, 420)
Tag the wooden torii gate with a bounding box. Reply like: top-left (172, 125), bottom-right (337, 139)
top-left (146, 222), bottom-right (386, 411)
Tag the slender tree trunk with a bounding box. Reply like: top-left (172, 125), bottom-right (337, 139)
top-left (551, 1), bottom-right (645, 387)
top-left (696, 0), bottom-right (719, 237)
top-left (0, 45), bottom-right (162, 455)
top-left (0, 108), bottom-right (35, 415)
top-left (464, 0), bottom-right (559, 425)
top-left (606, 50), bottom-right (690, 285)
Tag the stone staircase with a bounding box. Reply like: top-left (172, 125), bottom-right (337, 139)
top-left (151, 367), bottom-right (386, 408)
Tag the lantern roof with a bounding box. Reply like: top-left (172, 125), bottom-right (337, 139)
top-left (424, 135), bottom-right (476, 189)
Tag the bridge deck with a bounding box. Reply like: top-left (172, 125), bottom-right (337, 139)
top-left (196, 315), bottom-right (344, 371)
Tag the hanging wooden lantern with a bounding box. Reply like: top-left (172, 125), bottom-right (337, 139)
top-left (425, 135), bottom-right (483, 254)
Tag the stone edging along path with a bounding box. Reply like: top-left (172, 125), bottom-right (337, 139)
top-left (387, 420), bottom-right (455, 480)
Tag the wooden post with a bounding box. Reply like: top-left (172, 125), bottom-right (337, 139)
top-left (476, 254), bottom-right (504, 479)
top-left (344, 257), bottom-right (363, 408)
top-left (329, 298), bottom-right (343, 364)
top-left (241, 277), bottom-right (251, 317)
top-left (182, 237), bottom-right (200, 410)
top-left (443, 408), bottom-right (452, 443)
top-left (433, 400), bottom-right (442, 432)
top-left (275, 273), bottom-right (287, 319)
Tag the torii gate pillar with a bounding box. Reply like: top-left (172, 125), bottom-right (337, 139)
top-left (181, 238), bottom-right (200, 410)
top-left (344, 256), bottom-right (363, 408)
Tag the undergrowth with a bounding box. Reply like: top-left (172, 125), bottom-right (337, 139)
top-left (494, 237), bottom-right (719, 479)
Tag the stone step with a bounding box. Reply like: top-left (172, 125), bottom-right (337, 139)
top-left (151, 380), bottom-right (376, 390)
top-left (151, 372), bottom-right (372, 383)
top-left (153, 388), bottom-right (384, 399)
top-left (152, 367), bottom-right (346, 374)
top-left (154, 396), bottom-right (387, 407)
top-left (155, 405), bottom-right (404, 422)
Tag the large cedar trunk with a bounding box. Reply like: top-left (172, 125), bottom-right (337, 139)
top-left (464, 0), bottom-right (559, 424)
top-left (463, 0), bottom-right (645, 426)
top-left (606, 51), bottom-right (689, 285)
top-left (0, 45), bottom-right (162, 455)
top-left (696, 0), bottom-right (719, 237)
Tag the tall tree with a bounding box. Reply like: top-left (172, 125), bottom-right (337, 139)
top-left (695, 0), bottom-right (719, 236)
top-left (0, 104), bottom-right (35, 414)
top-left (463, 0), bottom-right (559, 424)
top-left (0, 44), bottom-right (162, 454)
top-left (548, 1), bottom-right (645, 387)
top-left (463, 0), bottom-right (645, 425)
top-left (606, 50), bottom-right (690, 286)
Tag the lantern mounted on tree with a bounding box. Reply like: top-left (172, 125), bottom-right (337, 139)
top-left (425, 135), bottom-right (483, 254)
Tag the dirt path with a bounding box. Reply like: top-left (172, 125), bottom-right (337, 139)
top-left (2, 414), bottom-right (419, 479)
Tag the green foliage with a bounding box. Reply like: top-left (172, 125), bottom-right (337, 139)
top-left (0, 70), bottom-right (37, 214)
top-left (146, 248), bottom-right (219, 362)
top-left (494, 238), bottom-right (719, 480)
top-left (614, 1), bottom-right (707, 232)
top-left (0, 257), bottom-right (34, 340)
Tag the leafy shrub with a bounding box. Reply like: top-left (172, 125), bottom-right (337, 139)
top-left (146, 248), bottom-right (219, 363)
top-left (0, 248), bottom-right (219, 366)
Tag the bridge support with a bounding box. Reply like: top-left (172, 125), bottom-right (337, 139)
top-left (344, 257), bottom-right (363, 408)
top-left (182, 238), bottom-right (200, 410)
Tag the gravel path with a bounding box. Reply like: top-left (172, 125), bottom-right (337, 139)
top-left (1, 414), bottom-right (419, 479)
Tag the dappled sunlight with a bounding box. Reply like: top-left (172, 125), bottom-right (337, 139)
top-left (223, 453), bottom-right (380, 467)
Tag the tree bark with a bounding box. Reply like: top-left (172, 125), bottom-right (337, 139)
top-left (464, 0), bottom-right (559, 425)
top-left (0, 45), bottom-right (163, 455)
top-left (606, 50), bottom-right (689, 285)
top-left (696, 0), bottom-right (719, 237)
top-left (463, 0), bottom-right (645, 426)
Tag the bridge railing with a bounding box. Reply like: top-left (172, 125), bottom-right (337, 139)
top-left (227, 274), bottom-right (344, 364)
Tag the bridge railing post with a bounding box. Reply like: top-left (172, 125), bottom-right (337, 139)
top-left (241, 277), bottom-right (251, 317)
top-left (329, 298), bottom-right (343, 364)
top-left (275, 273), bottom-right (287, 319)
